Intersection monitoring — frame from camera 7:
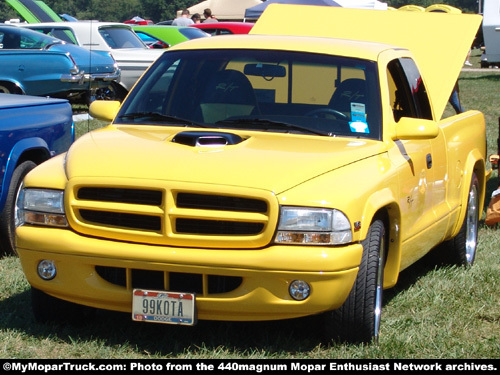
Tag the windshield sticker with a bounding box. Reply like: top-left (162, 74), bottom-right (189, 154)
top-left (350, 102), bottom-right (369, 133)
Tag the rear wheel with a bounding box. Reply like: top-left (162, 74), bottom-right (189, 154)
top-left (443, 173), bottom-right (479, 267)
top-left (324, 219), bottom-right (386, 343)
top-left (0, 82), bottom-right (23, 94)
top-left (0, 161), bottom-right (37, 255)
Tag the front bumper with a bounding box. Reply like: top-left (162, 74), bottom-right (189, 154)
top-left (16, 226), bottom-right (362, 321)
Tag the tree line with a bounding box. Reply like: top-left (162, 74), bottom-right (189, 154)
top-left (0, 0), bottom-right (484, 24)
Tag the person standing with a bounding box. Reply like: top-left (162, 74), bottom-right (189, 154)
top-left (172, 9), bottom-right (194, 26)
top-left (203, 8), bottom-right (218, 23)
top-left (449, 82), bottom-right (464, 114)
top-left (191, 13), bottom-right (201, 24)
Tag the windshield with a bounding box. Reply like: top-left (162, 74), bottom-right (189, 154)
top-left (0, 27), bottom-right (62, 49)
top-left (179, 28), bottom-right (210, 40)
top-left (29, 27), bottom-right (79, 45)
top-left (119, 49), bottom-right (382, 139)
top-left (98, 27), bottom-right (146, 49)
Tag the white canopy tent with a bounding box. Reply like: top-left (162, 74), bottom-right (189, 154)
top-left (184, 0), bottom-right (263, 21)
top-left (244, 0), bottom-right (387, 19)
top-left (335, 0), bottom-right (387, 10)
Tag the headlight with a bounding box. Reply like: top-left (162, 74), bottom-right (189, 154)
top-left (274, 207), bottom-right (352, 245)
top-left (17, 189), bottom-right (67, 227)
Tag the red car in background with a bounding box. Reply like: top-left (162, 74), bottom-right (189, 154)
top-left (191, 21), bottom-right (254, 35)
top-left (124, 17), bottom-right (154, 25)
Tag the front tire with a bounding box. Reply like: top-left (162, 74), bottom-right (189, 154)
top-left (324, 219), bottom-right (386, 344)
top-left (0, 161), bottom-right (37, 255)
top-left (94, 82), bottom-right (128, 102)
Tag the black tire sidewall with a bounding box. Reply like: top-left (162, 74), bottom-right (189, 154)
top-left (325, 219), bottom-right (386, 343)
top-left (0, 160), bottom-right (37, 255)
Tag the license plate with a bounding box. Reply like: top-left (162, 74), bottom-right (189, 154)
top-left (132, 289), bottom-right (196, 326)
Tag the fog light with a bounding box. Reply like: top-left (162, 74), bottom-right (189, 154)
top-left (37, 260), bottom-right (56, 280)
top-left (289, 280), bottom-right (310, 301)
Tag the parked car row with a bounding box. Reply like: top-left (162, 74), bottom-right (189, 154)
top-left (132, 22), bottom-right (253, 48)
top-left (1, 20), bottom-right (253, 103)
top-left (191, 21), bottom-right (254, 35)
top-left (132, 25), bottom-right (209, 49)
top-left (0, 24), bottom-right (120, 103)
top-left (17, 22), bottom-right (165, 101)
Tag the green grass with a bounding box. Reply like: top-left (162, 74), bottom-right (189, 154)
top-left (1, 51), bottom-right (500, 358)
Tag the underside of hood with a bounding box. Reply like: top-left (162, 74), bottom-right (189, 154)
top-left (251, 5), bottom-right (482, 121)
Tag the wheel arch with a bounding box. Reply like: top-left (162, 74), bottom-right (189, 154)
top-left (450, 151), bottom-right (486, 238)
top-left (359, 189), bottom-right (402, 290)
top-left (0, 80), bottom-right (25, 94)
top-left (113, 81), bottom-right (129, 100)
top-left (1, 140), bottom-right (51, 208)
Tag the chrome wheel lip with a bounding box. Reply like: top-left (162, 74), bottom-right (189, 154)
top-left (465, 184), bottom-right (479, 265)
top-left (373, 236), bottom-right (385, 343)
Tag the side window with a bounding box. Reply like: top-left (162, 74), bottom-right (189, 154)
top-left (0, 31), bottom-right (20, 49)
top-left (387, 58), bottom-right (433, 122)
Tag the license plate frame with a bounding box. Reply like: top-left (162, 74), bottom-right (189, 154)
top-left (132, 289), bottom-right (196, 326)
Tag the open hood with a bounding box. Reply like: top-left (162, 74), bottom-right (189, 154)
top-left (6, 0), bottom-right (62, 22)
top-left (251, 4), bottom-right (482, 120)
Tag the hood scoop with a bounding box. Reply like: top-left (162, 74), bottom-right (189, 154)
top-left (172, 131), bottom-right (244, 147)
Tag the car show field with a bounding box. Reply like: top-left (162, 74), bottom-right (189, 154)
top-left (11, 5), bottom-right (489, 345)
top-left (0, 0), bottom-right (499, 360)
top-left (1, 62), bottom-right (498, 359)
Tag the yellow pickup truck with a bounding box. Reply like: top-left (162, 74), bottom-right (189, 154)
top-left (15, 6), bottom-right (486, 344)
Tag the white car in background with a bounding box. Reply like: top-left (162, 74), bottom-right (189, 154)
top-left (20, 22), bottom-right (165, 100)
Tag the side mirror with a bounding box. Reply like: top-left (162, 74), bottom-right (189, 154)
top-left (89, 100), bottom-right (121, 122)
top-left (393, 117), bottom-right (439, 140)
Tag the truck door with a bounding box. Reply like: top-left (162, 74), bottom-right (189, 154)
top-left (387, 58), bottom-right (443, 263)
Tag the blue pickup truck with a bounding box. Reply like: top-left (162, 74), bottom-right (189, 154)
top-left (0, 93), bottom-right (74, 255)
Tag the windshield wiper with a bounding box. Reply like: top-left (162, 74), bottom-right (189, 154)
top-left (216, 118), bottom-right (332, 136)
top-left (118, 112), bottom-right (207, 127)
